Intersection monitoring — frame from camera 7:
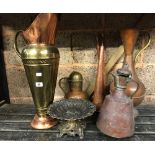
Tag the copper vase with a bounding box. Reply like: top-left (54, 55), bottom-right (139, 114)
top-left (14, 31), bottom-right (60, 129)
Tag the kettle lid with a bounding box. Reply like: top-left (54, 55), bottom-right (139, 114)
top-left (117, 64), bottom-right (131, 77)
top-left (68, 71), bottom-right (83, 82)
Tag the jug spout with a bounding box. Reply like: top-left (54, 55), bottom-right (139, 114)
top-left (92, 45), bottom-right (105, 109)
top-left (92, 34), bottom-right (105, 110)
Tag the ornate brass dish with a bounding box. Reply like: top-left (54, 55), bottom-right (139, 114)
top-left (48, 99), bottom-right (96, 139)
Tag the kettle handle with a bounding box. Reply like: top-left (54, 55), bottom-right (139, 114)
top-left (14, 30), bottom-right (24, 58)
top-left (59, 77), bottom-right (69, 94)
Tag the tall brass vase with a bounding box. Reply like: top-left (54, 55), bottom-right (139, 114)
top-left (14, 31), bottom-right (60, 129)
top-left (121, 28), bottom-right (145, 106)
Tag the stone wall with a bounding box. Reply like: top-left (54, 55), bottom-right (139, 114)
top-left (1, 14), bottom-right (155, 105)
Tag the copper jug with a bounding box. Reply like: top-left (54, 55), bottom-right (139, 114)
top-left (59, 71), bottom-right (89, 99)
top-left (110, 28), bottom-right (145, 106)
top-left (121, 28), bottom-right (145, 106)
top-left (97, 68), bottom-right (138, 138)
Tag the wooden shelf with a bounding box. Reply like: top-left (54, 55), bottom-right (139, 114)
top-left (0, 103), bottom-right (155, 141)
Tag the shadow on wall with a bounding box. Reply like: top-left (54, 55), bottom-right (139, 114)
top-left (0, 25), bottom-right (9, 102)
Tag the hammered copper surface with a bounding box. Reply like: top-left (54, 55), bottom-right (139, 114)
top-left (31, 114), bottom-right (57, 129)
top-left (59, 71), bottom-right (89, 100)
top-left (23, 13), bottom-right (58, 44)
top-left (121, 28), bottom-right (146, 106)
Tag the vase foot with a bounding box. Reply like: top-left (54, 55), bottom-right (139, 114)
top-left (31, 114), bottom-right (57, 129)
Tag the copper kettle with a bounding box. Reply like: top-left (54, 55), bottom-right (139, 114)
top-left (97, 67), bottom-right (138, 138)
top-left (59, 71), bottom-right (89, 100)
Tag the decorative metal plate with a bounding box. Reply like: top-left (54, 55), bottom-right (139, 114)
top-left (48, 99), bottom-right (96, 120)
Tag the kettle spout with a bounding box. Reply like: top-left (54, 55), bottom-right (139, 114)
top-left (92, 37), bottom-right (105, 110)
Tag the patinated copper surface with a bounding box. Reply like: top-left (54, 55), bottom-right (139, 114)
top-left (97, 90), bottom-right (135, 138)
top-left (121, 28), bottom-right (145, 106)
top-left (97, 68), bottom-right (137, 138)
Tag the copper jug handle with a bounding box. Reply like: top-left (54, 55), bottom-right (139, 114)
top-left (59, 77), bottom-right (69, 94)
top-left (14, 30), bottom-right (25, 58)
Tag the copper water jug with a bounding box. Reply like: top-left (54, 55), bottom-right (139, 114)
top-left (97, 68), bottom-right (138, 138)
top-left (59, 71), bottom-right (89, 99)
top-left (122, 28), bottom-right (145, 106)
top-left (111, 28), bottom-right (145, 106)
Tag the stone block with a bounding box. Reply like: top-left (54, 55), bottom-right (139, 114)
top-left (10, 97), bottom-right (33, 104)
top-left (6, 67), bottom-right (32, 98)
top-left (3, 50), bottom-right (22, 66)
top-left (59, 49), bottom-right (73, 65)
top-left (71, 49), bottom-right (97, 64)
top-left (136, 65), bottom-right (155, 96)
top-left (2, 34), bottom-right (26, 51)
top-left (143, 49), bottom-right (155, 64)
top-left (142, 96), bottom-right (155, 104)
top-left (72, 65), bottom-right (97, 95)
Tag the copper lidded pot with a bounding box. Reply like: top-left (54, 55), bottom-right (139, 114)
top-left (97, 67), bottom-right (138, 138)
top-left (59, 71), bottom-right (89, 100)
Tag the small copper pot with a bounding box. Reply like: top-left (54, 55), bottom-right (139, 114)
top-left (59, 71), bottom-right (89, 100)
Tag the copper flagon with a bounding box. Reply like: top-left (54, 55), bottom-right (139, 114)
top-left (97, 67), bottom-right (138, 138)
top-left (59, 71), bottom-right (89, 100)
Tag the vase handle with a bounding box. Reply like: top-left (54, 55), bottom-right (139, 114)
top-left (14, 30), bottom-right (24, 58)
top-left (59, 77), bottom-right (69, 95)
